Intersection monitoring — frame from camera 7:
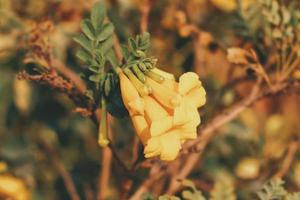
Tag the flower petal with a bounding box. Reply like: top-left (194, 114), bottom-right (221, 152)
top-left (119, 72), bottom-right (143, 112)
top-left (131, 115), bottom-right (150, 144)
top-left (179, 120), bottom-right (198, 140)
top-left (144, 137), bottom-right (161, 157)
top-left (128, 98), bottom-right (145, 116)
top-left (178, 72), bottom-right (201, 95)
top-left (150, 116), bottom-right (173, 137)
top-left (184, 86), bottom-right (206, 108)
top-left (159, 130), bottom-right (181, 161)
top-left (144, 96), bottom-right (169, 121)
top-left (146, 77), bottom-right (181, 109)
top-left (173, 103), bottom-right (190, 126)
top-left (151, 68), bottom-right (175, 80)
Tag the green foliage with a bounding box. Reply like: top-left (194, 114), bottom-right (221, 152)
top-left (181, 180), bottom-right (206, 200)
top-left (120, 32), bottom-right (158, 83)
top-left (209, 179), bottom-right (236, 200)
top-left (285, 193), bottom-right (300, 200)
top-left (257, 179), bottom-right (287, 200)
top-left (159, 195), bottom-right (181, 200)
top-left (156, 179), bottom-right (300, 200)
top-left (74, 1), bottom-right (118, 103)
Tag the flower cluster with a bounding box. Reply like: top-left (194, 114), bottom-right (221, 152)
top-left (119, 68), bottom-right (206, 161)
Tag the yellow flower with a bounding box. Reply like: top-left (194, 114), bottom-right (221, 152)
top-left (119, 71), bottom-right (145, 116)
top-left (119, 71), bottom-right (150, 144)
top-left (0, 175), bottom-right (30, 200)
top-left (119, 68), bottom-right (206, 161)
top-left (144, 129), bottom-right (181, 161)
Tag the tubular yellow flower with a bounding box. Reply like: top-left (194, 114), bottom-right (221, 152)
top-left (131, 115), bottom-right (150, 144)
top-left (119, 71), bottom-right (144, 116)
top-left (173, 72), bottom-right (206, 126)
top-left (119, 67), bottom-right (206, 161)
top-left (143, 96), bottom-right (173, 137)
top-left (144, 129), bottom-right (181, 161)
top-left (146, 77), bottom-right (182, 109)
top-left (119, 71), bottom-right (151, 144)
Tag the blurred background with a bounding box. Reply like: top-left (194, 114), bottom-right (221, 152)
top-left (0, 0), bottom-right (299, 199)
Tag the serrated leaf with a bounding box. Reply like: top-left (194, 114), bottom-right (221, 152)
top-left (73, 34), bottom-right (93, 53)
top-left (257, 179), bottom-right (287, 200)
top-left (76, 49), bottom-right (92, 63)
top-left (91, 2), bottom-right (105, 32)
top-left (97, 23), bottom-right (114, 41)
top-left (99, 36), bottom-right (114, 54)
top-left (80, 19), bottom-right (95, 40)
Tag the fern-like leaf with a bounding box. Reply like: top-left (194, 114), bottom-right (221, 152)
top-left (257, 179), bottom-right (287, 200)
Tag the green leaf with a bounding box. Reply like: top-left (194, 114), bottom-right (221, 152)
top-left (210, 180), bottom-right (236, 200)
top-left (286, 193), bottom-right (300, 200)
top-left (257, 179), bottom-right (287, 200)
top-left (89, 74), bottom-right (102, 83)
top-left (120, 44), bottom-right (130, 60)
top-left (137, 32), bottom-right (150, 51)
top-left (141, 32), bottom-right (150, 45)
top-left (97, 23), bottom-right (114, 41)
top-left (91, 1), bottom-right (106, 32)
top-left (85, 89), bottom-right (94, 100)
top-left (128, 37), bottom-right (137, 52)
top-left (80, 19), bottom-right (95, 40)
top-left (76, 49), bottom-right (92, 63)
top-left (107, 49), bottom-right (119, 69)
top-left (182, 179), bottom-right (198, 191)
top-left (88, 65), bottom-right (100, 73)
top-left (181, 180), bottom-right (206, 200)
top-left (99, 36), bottom-right (114, 54)
top-left (73, 34), bottom-right (93, 53)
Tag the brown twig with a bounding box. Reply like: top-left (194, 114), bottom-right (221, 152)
top-left (129, 163), bottom-right (166, 200)
top-left (53, 160), bottom-right (81, 200)
top-left (39, 140), bottom-right (80, 200)
top-left (130, 79), bottom-right (300, 198)
top-left (97, 146), bottom-right (112, 200)
top-left (51, 58), bottom-right (86, 94)
top-left (140, 0), bottom-right (154, 33)
top-left (273, 141), bottom-right (299, 179)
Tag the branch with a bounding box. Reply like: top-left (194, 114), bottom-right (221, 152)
top-left (130, 79), bottom-right (300, 199)
top-left (39, 140), bottom-right (80, 200)
top-left (140, 0), bottom-right (154, 33)
top-left (97, 147), bottom-right (112, 200)
top-left (51, 58), bottom-right (86, 94)
top-left (273, 141), bottom-right (299, 179)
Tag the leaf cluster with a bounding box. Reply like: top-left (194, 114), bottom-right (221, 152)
top-left (74, 2), bottom-right (117, 103)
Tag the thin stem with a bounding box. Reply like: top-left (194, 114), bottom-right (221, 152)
top-left (273, 141), bottom-right (299, 179)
